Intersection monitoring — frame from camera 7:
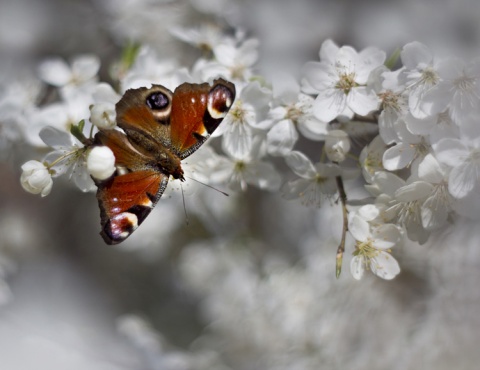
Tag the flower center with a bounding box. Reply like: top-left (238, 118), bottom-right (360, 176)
top-left (230, 101), bottom-right (246, 122)
top-left (354, 239), bottom-right (382, 260)
top-left (379, 90), bottom-right (401, 112)
top-left (285, 104), bottom-right (302, 124)
top-left (421, 67), bottom-right (439, 85)
top-left (335, 71), bottom-right (358, 94)
top-left (230, 64), bottom-right (246, 80)
top-left (234, 160), bottom-right (246, 172)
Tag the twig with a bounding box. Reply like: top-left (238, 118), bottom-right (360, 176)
top-left (335, 174), bottom-right (348, 278)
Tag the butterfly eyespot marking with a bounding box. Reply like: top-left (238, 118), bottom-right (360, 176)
top-left (207, 84), bottom-right (234, 119)
top-left (146, 92), bottom-right (169, 110)
top-left (105, 212), bottom-right (139, 242)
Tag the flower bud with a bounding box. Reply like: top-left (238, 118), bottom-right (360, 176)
top-left (87, 146), bottom-right (116, 180)
top-left (20, 160), bottom-right (53, 197)
top-left (90, 102), bottom-right (116, 129)
top-left (325, 129), bottom-right (351, 163)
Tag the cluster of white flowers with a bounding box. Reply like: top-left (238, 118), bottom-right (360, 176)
top-left (16, 23), bottom-right (480, 282)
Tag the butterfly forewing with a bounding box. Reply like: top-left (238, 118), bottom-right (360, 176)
top-left (170, 79), bottom-right (236, 159)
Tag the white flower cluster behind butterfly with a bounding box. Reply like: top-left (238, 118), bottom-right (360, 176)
top-left (18, 35), bottom-right (480, 280)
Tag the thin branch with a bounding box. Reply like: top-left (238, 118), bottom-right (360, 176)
top-left (335, 174), bottom-right (348, 278)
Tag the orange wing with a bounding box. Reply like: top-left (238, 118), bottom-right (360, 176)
top-left (170, 78), bottom-right (236, 159)
top-left (93, 129), bottom-right (168, 244)
top-left (96, 170), bottom-right (168, 244)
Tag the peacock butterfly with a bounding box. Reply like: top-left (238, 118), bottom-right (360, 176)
top-left (91, 78), bottom-right (236, 244)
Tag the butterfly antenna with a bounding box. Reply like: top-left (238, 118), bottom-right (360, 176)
top-left (180, 183), bottom-right (190, 225)
top-left (185, 175), bottom-right (229, 197)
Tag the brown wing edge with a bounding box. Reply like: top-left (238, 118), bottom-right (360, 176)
top-left (96, 172), bottom-right (169, 245)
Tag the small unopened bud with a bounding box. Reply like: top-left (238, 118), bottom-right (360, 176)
top-left (87, 146), bottom-right (116, 180)
top-left (90, 102), bottom-right (116, 129)
top-left (20, 160), bottom-right (53, 197)
top-left (325, 130), bottom-right (351, 163)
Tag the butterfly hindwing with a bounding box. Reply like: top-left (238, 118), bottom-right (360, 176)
top-left (96, 170), bottom-right (169, 245)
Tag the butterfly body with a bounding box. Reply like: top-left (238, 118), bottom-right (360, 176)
top-left (92, 79), bottom-right (235, 244)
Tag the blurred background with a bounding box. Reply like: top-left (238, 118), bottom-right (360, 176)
top-left (2, 0), bottom-right (480, 369)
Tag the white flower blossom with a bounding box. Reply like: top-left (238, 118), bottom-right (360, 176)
top-left (37, 54), bottom-right (100, 88)
top-left (281, 151), bottom-right (342, 207)
top-left (417, 58), bottom-right (480, 125)
top-left (214, 81), bottom-right (271, 159)
top-left (359, 135), bottom-right (387, 183)
top-left (89, 83), bottom-right (121, 129)
top-left (262, 74), bottom-right (328, 156)
top-left (39, 126), bottom-right (95, 192)
top-left (349, 211), bottom-right (402, 280)
top-left (417, 153), bottom-right (453, 230)
top-left (199, 38), bottom-right (259, 81)
top-left (20, 160), bottom-right (53, 197)
top-left (210, 139), bottom-right (281, 192)
top-left (121, 46), bottom-right (192, 91)
top-left (433, 118), bottom-right (480, 199)
top-left (382, 119), bottom-right (431, 171)
top-left (303, 39), bottom-right (385, 122)
top-left (400, 41), bottom-right (442, 119)
top-left (377, 68), bottom-right (409, 144)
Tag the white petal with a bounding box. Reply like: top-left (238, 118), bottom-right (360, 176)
top-left (44, 150), bottom-right (71, 177)
top-left (421, 196), bottom-right (449, 230)
top-left (297, 117), bottom-right (328, 140)
top-left (71, 55), bottom-right (100, 82)
top-left (371, 252), bottom-right (400, 280)
top-left (313, 88), bottom-right (346, 122)
top-left (73, 165), bottom-right (96, 192)
top-left (356, 47), bottom-right (386, 84)
top-left (382, 142), bottom-right (416, 170)
top-left (372, 171), bottom-right (405, 196)
top-left (418, 154), bottom-right (444, 183)
top-left (222, 124), bottom-right (254, 160)
top-left (39, 126), bottom-right (74, 149)
top-left (281, 178), bottom-right (311, 200)
top-left (336, 46), bottom-right (358, 75)
top-left (401, 42), bottom-right (432, 70)
top-left (348, 214), bottom-right (370, 242)
top-left (394, 181), bottom-right (434, 202)
top-left (93, 83), bottom-right (120, 104)
top-left (347, 87), bottom-right (380, 116)
top-left (267, 119), bottom-right (299, 156)
top-left (358, 204), bottom-right (380, 221)
top-left (319, 39), bottom-right (339, 64)
top-left (448, 162), bottom-right (477, 198)
top-left (350, 256), bottom-right (365, 280)
top-left (371, 224), bottom-right (403, 250)
top-left (37, 58), bottom-right (72, 86)
top-left (434, 138), bottom-right (468, 167)
top-left (404, 114), bottom-right (436, 136)
top-left (272, 73), bottom-right (299, 104)
top-left (284, 151), bottom-right (316, 179)
top-left (303, 61), bottom-right (336, 91)
top-left (244, 161), bottom-right (281, 191)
